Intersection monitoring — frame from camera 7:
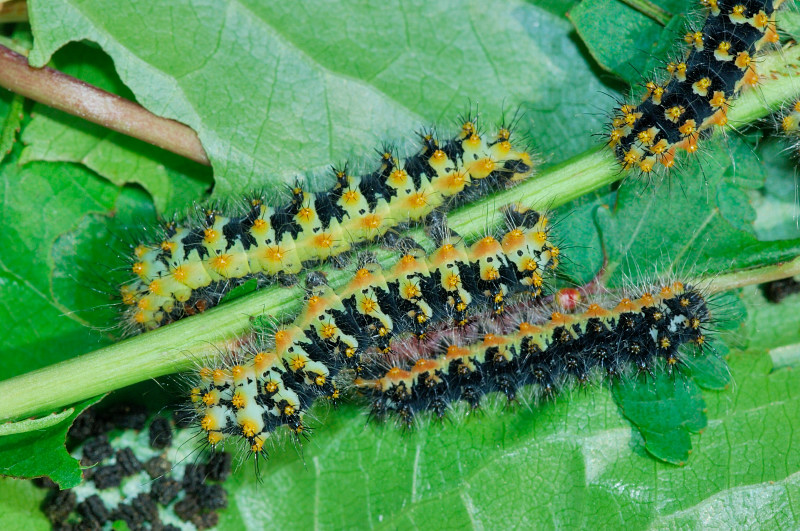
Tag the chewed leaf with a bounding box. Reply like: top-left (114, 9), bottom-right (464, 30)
top-left (0, 398), bottom-right (101, 489)
top-left (612, 372), bottom-right (707, 465)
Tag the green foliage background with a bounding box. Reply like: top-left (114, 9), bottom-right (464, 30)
top-left (1, 0), bottom-right (800, 528)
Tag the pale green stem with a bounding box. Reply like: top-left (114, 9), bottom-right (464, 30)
top-left (618, 0), bottom-right (672, 26)
top-left (1, 49), bottom-right (800, 424)
top-left (706, 255), bottom-right (800, 294)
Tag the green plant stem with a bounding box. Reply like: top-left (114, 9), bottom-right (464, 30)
top-left (727, 46), bottom-right (800, 123)
top-left (706, 255), bottom-right (800, 294)
top-left (0, 147), bottom-right (618, 423)
top-left (618, 0), bottom-right (672, 26)
top-left (1, 48), bottom-right (800, 424)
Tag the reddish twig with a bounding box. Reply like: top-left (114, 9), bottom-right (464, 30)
top-left (0, 1), bottom-right (27, 23)
top-left (0, 44), bottom-right (210, 165)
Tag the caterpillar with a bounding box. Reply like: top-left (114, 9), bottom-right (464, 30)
top-left (122, 115), bottom-right (537, 332)
top-left (608, 0), bottom-right (784, 173)
top-left (40, 404), bottom-right (232, 530)
top-left (779, 99), bottom-right (800, 131)
top-left (355, 282), bottom-right (713, 425)
top-left (189, 206), bottom-right (558, 455)
top-left (776, 98), bottom-right (800, 157)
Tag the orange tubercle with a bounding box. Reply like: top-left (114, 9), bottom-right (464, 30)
top-left (412, 358), bottom-right (440, 374)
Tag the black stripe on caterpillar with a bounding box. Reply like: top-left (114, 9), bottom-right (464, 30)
top-left (189, 206), bottom-right (558, 454)
top-left (608, 0), bottom-right (785, 174)
top-left (122, 114), bottom-right (536, 332)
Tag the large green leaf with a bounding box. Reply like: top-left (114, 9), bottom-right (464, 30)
top-left (217, 277), bottom-right (797, 528)
top-left (0, 0), bottom-right (798, 527)
top-left (751, 137), bottom-right (800, 241)
top-left (206, 344), bottom-right (799, 530)
top-left (26, 0), bottom-right (615, 197)
top-left (0, 150), bottom-right (121, 377)
top-left (569, 0), bottom-right (691, 84)
top-left (596, 136), bottom-right (800, 286)
top-left (612, 371), bottom-right (708, 465)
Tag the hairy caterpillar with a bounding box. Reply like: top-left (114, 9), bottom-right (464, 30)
top-left (40, 404), bottom-right (232, 530)
top-left (191, 277), bottom-right (715, 461)
top-left (608, 0), bottom-right (785, 173)
top-left (122, 115), bottom-right (536, 332)
top-left (189, 207), bottom-right (558, 455)
top-left (355, 282), bottom-right (712, 424)
top-left (776, 98), bottom-right (800, 157)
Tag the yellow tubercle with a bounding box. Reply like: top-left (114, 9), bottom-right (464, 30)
top-left (200, 414), bottom-right (216, 432)
top-left (241, 420), bottom-right (258, 437)
top-left (203, 228), bottom-right (219, 244)
top-left (290, 356), bottom-right (306, 371)
top-left (251, 437), bottom-right (265, 453)
top-left (232, 392), bottom-right (246, 409)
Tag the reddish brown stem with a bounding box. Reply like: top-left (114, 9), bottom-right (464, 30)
top-left (0, 0), bottom-right (27, 23)
top-left (0, 44), bottom-right (210, 165)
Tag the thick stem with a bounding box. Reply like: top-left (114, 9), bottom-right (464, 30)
top-left (0, 146), bottom-right (615, 422)
top-left (0, 45), bottom-right (210, 165)
top-left (0, 157), bottom-right (797, 423)
top-left (0, 48), bottom-right (799, 423)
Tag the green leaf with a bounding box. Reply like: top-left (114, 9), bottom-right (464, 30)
top-left (0, 152), bottom-right (122, 377)
top-left (0, 478), bottom-right (50, 531)
top-left (0, 90), bottom-right (23, 165)
top-left (0, 408), bottom-right (75, 437)
top-left (0, 398), bottom-right (101, 489)
top-left (4, 0), bottom-right (800, 526)
top-left (590, 133), bottom-right (790, 459)
top-left (683, 341), bottom-right (732, 390)
top-left (751, 137), bottom-right (800, 241)
top-left (742, 284), bottom-right (800, 353)
top-left (612, 371), bottom-right (707, 465)
top-left (596, 136), bottom-right (800, 286)
top-left (26, 0), bottom-right (615, 198)
top-left (553, 188), bottom-right (612, 285)
top-left (569, 0), bottom-right (686, 84)
top-left (50, 187), bottom-right (158, 332)
top-left (19, 42), bottom-right (211, 215)
top-left (205, 344), bottom-right (800, 529)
